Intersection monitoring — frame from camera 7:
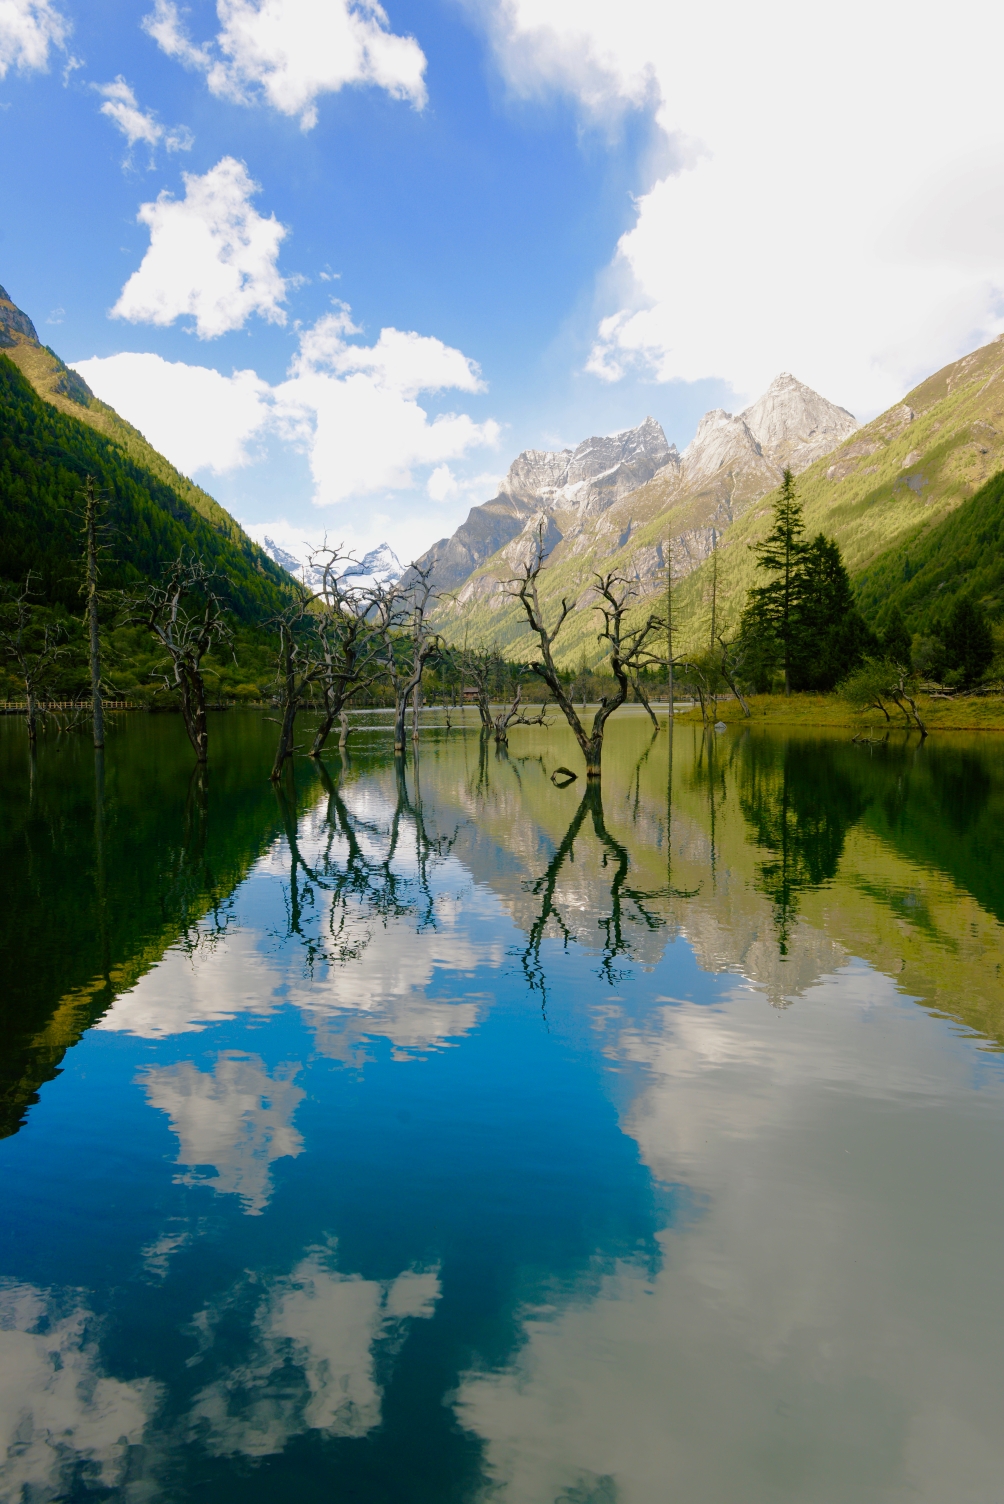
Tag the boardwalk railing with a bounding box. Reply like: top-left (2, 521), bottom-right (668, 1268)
top-left (0, 700), bottom-right (141, 715)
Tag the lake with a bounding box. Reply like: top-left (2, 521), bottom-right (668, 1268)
top-left (2, 708), bottom-right (1004, 1503)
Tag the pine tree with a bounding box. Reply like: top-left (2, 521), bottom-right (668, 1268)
top-left (749, 468), bottom-right (804, 695)
top-left (881, 605), bottom-right (912, 670)
top-left (789, 535), bottom-right (873, 689)
top-left (944, 596), bottom-right (994, 685)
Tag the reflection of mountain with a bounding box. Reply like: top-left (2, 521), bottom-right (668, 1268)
top-left (189, 1247), bottom-right (440, 1457)
top-left (0, 714), bottom-right (295, 1139)
top-left (0, 1281), bottom-right (160, 1500)
top-left (396, 719), bottom-right (1004, 1040)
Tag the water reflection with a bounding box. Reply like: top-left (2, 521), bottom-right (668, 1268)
top-left (5, 713), bottom-right (1004, 1501)
top-left (141, 1052), bottom-right (304, 1215)
top-left (0, 1281), bottom-right (159, 1500)
top-left (189, 1248), bottom-right (440, 1457)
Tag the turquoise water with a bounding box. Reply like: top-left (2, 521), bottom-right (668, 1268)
top-left (2, 709), bottom-right (1004, 1502)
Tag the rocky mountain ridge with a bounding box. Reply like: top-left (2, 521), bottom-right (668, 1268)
top-left (427, 373), bottom-right (857, 635)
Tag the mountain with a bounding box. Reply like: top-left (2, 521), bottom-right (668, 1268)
top-left (412, 417), bottom-right (675, 594)
top-left (0, 283), bottom-right (291, 618)
top-left (430, 374), bottom-right (857, 661)
top-left (668, 334), bottom-right (1004, 653)
top-left (260, 537), bottom-right (403, 593)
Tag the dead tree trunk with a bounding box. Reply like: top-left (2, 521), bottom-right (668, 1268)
top-left (84, 477), bottom-right (104, 750)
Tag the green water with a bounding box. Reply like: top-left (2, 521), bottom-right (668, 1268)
top-left (2, 709), bottom-right (1004, 1502)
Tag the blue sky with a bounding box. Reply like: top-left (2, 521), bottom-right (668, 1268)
top-left (3, 0), bottom-right (1004, 563)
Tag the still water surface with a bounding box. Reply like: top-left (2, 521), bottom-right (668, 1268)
top-left (2, 710), bottom-right (1004, 1502)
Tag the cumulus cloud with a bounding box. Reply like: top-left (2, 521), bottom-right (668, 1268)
top-left (143, 0), bottom-right (426, 129)
top-left (112, 156), bottom-right (287, 338)
top-left (0, 0), bottom-right (67, 77)
top-left (72, 351), bottom-right (272, 474)
top-left (275, 308), bottom-right (499, 503)
top-left (483, 0), bottom-right (1004, 415)
top-left (78, 300), bottom-right (498, 514)
top-left (95, 75), bottom-right (193, 160)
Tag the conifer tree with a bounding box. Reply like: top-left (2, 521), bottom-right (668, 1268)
top-left (881, 605), bottom-right (912, 670)
top-left (944, 596), bottom-right (994, 685)
top-left (749, 468), bottom-right (804, 695)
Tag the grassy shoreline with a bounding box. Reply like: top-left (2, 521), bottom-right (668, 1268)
top-left (672, 691), bottom-right (1004, 732)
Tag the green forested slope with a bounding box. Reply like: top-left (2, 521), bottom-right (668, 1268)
top-left (855, 468), bottom-right (1004, 625)
top-left (0, 353), bottom-right (289, 620)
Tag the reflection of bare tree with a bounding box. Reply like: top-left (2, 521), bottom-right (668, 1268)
top-left (272, 759), bottom-right (459, 972)
top-left (520, 781), bottom-right (679, 1008)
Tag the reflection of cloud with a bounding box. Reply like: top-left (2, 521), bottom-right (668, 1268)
top-left (191, 1248), bottom-right (440, 1457)
top-left (141, 1052), bottom-right (303, 1215)
top-left (98, 861), bottom-right (494, 1061)
top-left (456, 969), bottom-right (1004, 1502)
top-left (96, 929), bottom-right (282, 1038)
top-left (0, 1282), bottom-right (159, 1501)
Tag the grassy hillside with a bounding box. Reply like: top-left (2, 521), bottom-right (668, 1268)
top-left (0, 353), bottom-right (290, 619)
top-left (439, 336), bottom-right (1004, 665)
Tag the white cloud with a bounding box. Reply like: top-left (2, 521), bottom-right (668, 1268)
top-left (482, 0), bottom-right (1004, 416)
top-left (275, 308), bottom-right (499, 504)
top-left (77, 301), bottom-right (497, 515)
top-left (143, 0), bottom-right (427, 130)
top-left (141, 1051), bottom-right (304, 1214)
top-left (96, 75), bottom-right (161, 148)
top-left (0, 1282), bottom-right (160, 1500)
top-left (427, 463), bottom-right (457, 501)
top-left (0, 0), bottom-right (67, 77)
top-left (112, 156), bottom-right (287, 338)
top-left (72, 350), bottom-right (272, 474)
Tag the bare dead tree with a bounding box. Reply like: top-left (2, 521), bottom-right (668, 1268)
top-left (269, 594), bottom-right (328, 781)
top-left (491, 682), bottom-right (549, 745)
top-left (508, 526), bottom-right (665, 779)
top-left (305, 543), bottom-right (384, 758)
top-left (82, 477), bottom-right (106, 749)
top-left (0, 575), bottom-right (69, 743)
top-left (134, 554), bottom-right (232, 763)
top-left (717, 632), bottom-right (752, 717)
top-left (370, 562), bottom-right (440, 754)
top-left (463, 647), bottom-right (497, 733)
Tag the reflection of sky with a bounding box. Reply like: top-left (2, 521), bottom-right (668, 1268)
top-left (7, 740), bottom-right (1004, 1498)
top-left (455, 964), bottom-right (1004, 1503)
top-left (95, 784), bottom-right (502, 1062)
top-left (0, 1282), bottom-right (160, 1500)
top-left (141, 1052), bottom-right (304, 1215)
top-left (190, 1248), bottom-right (440, 1457)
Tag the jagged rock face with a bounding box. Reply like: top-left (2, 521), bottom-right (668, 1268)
top-left (740, 372), bottom-right (857, 471)
top-left (680, 409), bottom-right (767, 488)
top-left (0, 285), bottom-right (39, 347)
top-left (413, 418), bottom-right (674, 592)
top-left (502, 416), bottom-right (676, 518)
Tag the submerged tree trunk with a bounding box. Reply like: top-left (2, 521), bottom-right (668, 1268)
top-left (270, 626), bottom-right (298, 781)
top-left (25, 685), bottom-right (37, 744)
top-left (84, 478), bottom-right (104, 750)
top-left (179, 668), bottom-right (209, 762)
